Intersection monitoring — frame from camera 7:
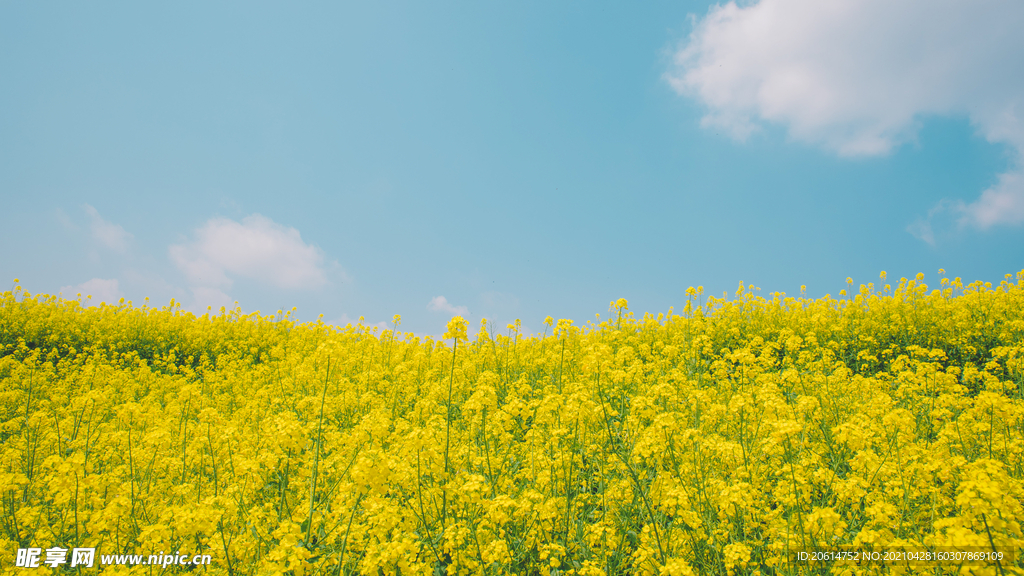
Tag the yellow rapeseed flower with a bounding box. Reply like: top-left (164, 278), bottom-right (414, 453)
top-left (3, 269), bottom-right (1023, 575)
top-left (444, 315), bottom-right (468, 341)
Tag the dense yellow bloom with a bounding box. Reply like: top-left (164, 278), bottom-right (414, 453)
top-left (2, 272), bottom-right (1024, 574)
top-left (443, 315), bottom-right (467, 341)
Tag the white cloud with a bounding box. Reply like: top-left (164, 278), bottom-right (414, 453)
top-left (56, 208), bottom-right (78, 232)
top-left (906, 198), bottom-right (958, 246)
top-left (60, 278), bottom-right (123, 304)
top-left (668, 0), bottom-right (1024, 230)
top-left (169, 214), bottom-right (328, 291)
top-left (189, 286), bottom-right (235, 312)
top-left (959, 171), bottom-right (1024, 228)
top-left (907, 218), bottom-right (937, 247)
top-left (428, 295), bottom-right (469, 316)
top-left (84, 205), bottom-right (133, 252)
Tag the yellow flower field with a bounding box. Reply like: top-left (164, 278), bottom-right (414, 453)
top-left (2, 272), bottom-right (1023, 575)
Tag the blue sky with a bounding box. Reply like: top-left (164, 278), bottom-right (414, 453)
top-left (2, 0), bottom-right (1023, 335)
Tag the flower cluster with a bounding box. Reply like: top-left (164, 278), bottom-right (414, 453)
top-left (2, 272), bottom-right (1023, 575)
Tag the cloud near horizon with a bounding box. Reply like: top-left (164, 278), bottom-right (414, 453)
top-left (427, 295), bottom-right (469, 316)
top-left (668, 0), bottom-right (1024, 236)
top-left (170, 215), bottom-right (329, 300)
top-left (84, 205), bottom-right (133, 253)
top-left (60, 278), bottom-right (123, 304)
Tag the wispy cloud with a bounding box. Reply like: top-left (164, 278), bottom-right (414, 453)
top-left (668, 0), bottom-right (1024, 233)
top-left (189, 286), bottom-right (235, 311)
top-left (908, 172), bottom-right (1024, 245)
top-left (84, 205), bottom-right (133, 253)
top-left (60, 278), bottom-right (123, 304)
top-left (959, 171), bottom-right (1024, 229)
top-left (428, 295), bottom-right (469, 316)
top-left (906, 199), bottom-right (961, 246)
top-left (169, 214), bottom-right (328, 292)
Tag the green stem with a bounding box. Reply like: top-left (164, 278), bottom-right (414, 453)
top-left (306, 357), bottom-right (331, 547)
top-left (442, 339), bottom-right (457, 526)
